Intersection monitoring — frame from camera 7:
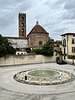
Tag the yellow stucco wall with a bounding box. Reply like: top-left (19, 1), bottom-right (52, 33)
top-left (62, 34), bottom-right (75, 56)
top-left (0, 53), bottom-right (57, 66)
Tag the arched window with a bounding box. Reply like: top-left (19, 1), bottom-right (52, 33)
top-left (39, 41), bottom-right (42, 45)
top-left (21, 17), bottom-right (24, 20)
top-left (22, 23), bottom-right (24, 26)
top-left (22, 28), bottom-right (24, 33)
top-left (63, 39), bottom-right (66, 46)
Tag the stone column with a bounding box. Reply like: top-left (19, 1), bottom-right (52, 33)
top-left (66, 77), bottom-right (68, 81)
top-left (59, 78), bottom-right (62, 83)
top-left (29, 78), bottom-right (32, 84)
top-left (50, 79), bottom-right (52, 84)
top-left (39, 79), bottom-right (42, 85)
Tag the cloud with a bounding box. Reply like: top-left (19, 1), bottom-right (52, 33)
top-left (64, 0), bottom-right (75, 10)
top-left (62, 0), bottom-right (75, 19)
top-left (0, 0), bottom-right (32, 33)
top-left (0, 0), bottom-right (75, 41)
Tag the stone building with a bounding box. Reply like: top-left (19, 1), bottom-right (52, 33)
top-left (54, 41), bottom-right (62, 52)
top-left (61, 33), bottom-right (75, 60)
top-left (4, 13), bottom-right (28, 52)
top-left (7, 37), bottom-right (28, 50)
top-left (4, 13), bottom-right (50, 51)
top-left (27, 21), bottom-right (49, 48)
top-left (2, 12), bottom-right (52, 54)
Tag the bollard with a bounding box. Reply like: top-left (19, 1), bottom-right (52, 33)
top-left (70, 72), bottom-right (71, 77)
top-left (59, 78), bottom-right (62, 83)
top-left (39, 79), bottom-right (42, 85)
top-left (66, 77), bottom-right (68, 81)
top-left (16, 74), bottom-right (19, 78)
top-left (50, 78), bottom-right (52, 84)
top-left (29, 78), bottom-right (32, 84)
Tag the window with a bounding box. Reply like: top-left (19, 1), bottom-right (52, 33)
top-left (22, 23), bottom-right (24, 27)
top-left (21, 17), bottom-right (24, 20)
top-left (63, 39), bottom-right (66, 46)
top-left (64, 48), bottom-right (66, 54)
top-left (39, 41), bottom-right (42, 45)
top-left (22, 28), bottom-right (24, 33)
top-left (31, 43), bottom-right (33, 45)
top-left (72, 47), bottom-right (75, 53)
top-left (73, 35), bottom-right (75, 37)
top-left (72, 38), bottom-right (75, 44)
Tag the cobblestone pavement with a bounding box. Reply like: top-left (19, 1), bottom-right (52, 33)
top-left (0, 63), bottom-right (75, 100)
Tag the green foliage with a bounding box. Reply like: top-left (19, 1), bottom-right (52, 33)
top-left (54, 50), bottom-right (62, 55)
top-left (0, 34), bottom-right (16, 57)
top-left (31, 39), bottom-right (54, 56)
top-left (7, 46), bottom-right (16, 54)
top-left (68, 55), bottom-right (75, 59)
top-left (42, 39), bottom-right (54, 56)
top-left (31, 48), bottom-right (42, 54)
top-left (25, 48), bottom-right (31, 53)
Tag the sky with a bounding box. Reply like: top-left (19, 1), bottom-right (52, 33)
top-left (0, 0), bottom-right (75, 41)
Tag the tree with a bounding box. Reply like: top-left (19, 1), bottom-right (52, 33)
top-left (25, 48), bottom-right (31, 53)
top-left (0, 34), bottom-right (16, 57)
top-left (42, 39), bottom-right (54, 56)
top-left (31, 39), bottom-right (54, 56)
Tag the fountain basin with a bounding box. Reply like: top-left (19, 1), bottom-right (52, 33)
top-left (26, 70), bottom-right (61, 80)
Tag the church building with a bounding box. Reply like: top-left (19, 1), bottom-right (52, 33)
top-left (4, 13), bottom-right (50, 51)
top-left (27, 21), bottom-right (49, 48)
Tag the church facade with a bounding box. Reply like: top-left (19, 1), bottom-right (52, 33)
top-left (5, 13), bottom-right (50, 51)
top-left (27, 21), bottom-right (49, 48)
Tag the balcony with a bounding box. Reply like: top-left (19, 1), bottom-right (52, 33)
top-left (62, 52), bottom-right (67, 55)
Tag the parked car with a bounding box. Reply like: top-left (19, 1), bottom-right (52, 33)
top-left (16, 51), bottom-right (27, 55)
top-left (57, 60), bottom-right (67, 65)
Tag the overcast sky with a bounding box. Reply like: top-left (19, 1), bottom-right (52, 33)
top-left (0, 0), bottom-right (75, 41)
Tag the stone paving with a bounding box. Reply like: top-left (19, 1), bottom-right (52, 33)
top-left (0, 63), bottom-right (75, 100)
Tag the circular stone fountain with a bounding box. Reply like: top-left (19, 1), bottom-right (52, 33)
top-left (13, 69), bottom-right (75, 85)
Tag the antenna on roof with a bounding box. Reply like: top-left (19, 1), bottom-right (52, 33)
top-left (36, 21), bottom-right (39, 25)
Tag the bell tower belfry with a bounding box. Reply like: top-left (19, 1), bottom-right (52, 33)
top-left (19, 13), bottom-right (26, 38)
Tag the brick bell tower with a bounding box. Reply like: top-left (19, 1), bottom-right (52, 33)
top-left (19, 13), bottom-right (26, 38)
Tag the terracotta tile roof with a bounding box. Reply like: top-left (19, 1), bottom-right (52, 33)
top-left (61, 33), bottom-right (75, 36)
top-left (28, 24), bottom-right (48, 36)
top-left (54, 41), bottom-right (62, 44)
